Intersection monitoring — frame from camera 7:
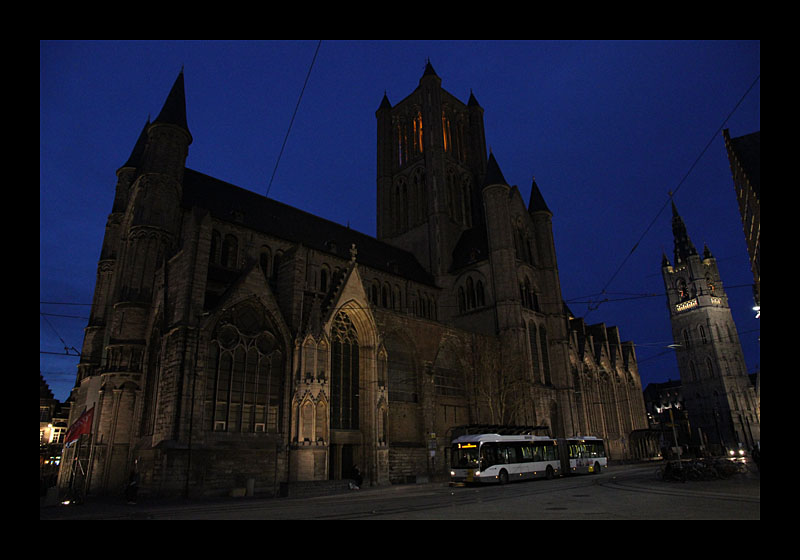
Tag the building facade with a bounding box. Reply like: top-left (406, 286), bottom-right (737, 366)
top-left (61, 64), bottom-right (648, 498)
top-left (723, 129), bottom-right (760, 312)
top-left (661, 203), bottom-right (760, 454)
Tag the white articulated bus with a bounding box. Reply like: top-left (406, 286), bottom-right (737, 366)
top-left (450, 433), bottom-right (561, 484)
top-left (557, 436), bottom-right (607, 475)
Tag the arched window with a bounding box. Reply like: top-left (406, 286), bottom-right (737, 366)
top-left (320, 265), bottom-right (329, 293)
top-left (259, 246), bottom-right (271, 279)
top-left (331, 311), bottom-right (359, 430)
top-left (221, 234), bottom-right (238, 268)
top-left (466, 277), bottom-right (476, 309)
top-left (528, 321), bottom-right (541, 383)
top-left (414, 111), bottom-right (423, 154)
top-left (272, 251), bottom-right (283, 283)
top-left (204, 303), bottom-right (283, 433)
top-left (520, 277), bottom-right (537, 309)
top-left (539, 326), bottom-right (551, 385)
top-left (210, 230), bottom-right (221, 265)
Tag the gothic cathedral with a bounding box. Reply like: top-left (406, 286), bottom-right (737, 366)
top-left (662, 203), bottom-right (760, 453)
top-left (61, 63), bottom-right (648, 498)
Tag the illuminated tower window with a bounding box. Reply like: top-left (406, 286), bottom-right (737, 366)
top-left (413, 112), bottom-right (423, 153)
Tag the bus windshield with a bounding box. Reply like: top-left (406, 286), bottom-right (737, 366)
top-left (452, 443), bottom-right (480, 468)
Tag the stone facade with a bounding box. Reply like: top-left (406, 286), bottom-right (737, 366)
top-left (61, 64), bottom-right (648, 499)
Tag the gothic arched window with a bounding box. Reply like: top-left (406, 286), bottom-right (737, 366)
top-left (330, 311), bottom-right (359, 430)
top-left (529, 321), bottom-right (541, 383)
top-left (221, 234), bottom-right (238, 269)
top-left (539, 326), bottom-right (551, 385)
top-left (204, 303), bottom-right (283, 434)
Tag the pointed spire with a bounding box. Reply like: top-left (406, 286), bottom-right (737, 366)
top-left (419, 59), bottom-right (441, 87)
top-left (482, 152), bottom-right (508, 188)
top-left (377, 91), bottom-right (392, 111)
top-left (671, 201), bottom-right (697, 263)
top-left (468, 89), bottom-right (481, 108)
top-left (422, 58), bottom-right (437, 77)
top-left (153, 70), bottom-right (191, 139)
top-left (121, 118), bottom-right (150, 168)
top-left (528, 176), bottom-right (552, 215)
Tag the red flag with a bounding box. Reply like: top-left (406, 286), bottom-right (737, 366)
top-left (65, 407), bottom-right (94, 446)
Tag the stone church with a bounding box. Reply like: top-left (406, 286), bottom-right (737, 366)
top-left (61, 63), bottom-right (648, 498)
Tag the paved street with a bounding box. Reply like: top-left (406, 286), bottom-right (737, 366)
top-left (40, 463), bottom-right (759, 520)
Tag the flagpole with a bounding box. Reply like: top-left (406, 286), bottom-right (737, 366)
top-left (63, 406), bottom-right (95, 503)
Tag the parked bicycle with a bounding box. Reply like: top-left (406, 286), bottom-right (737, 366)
top-left (656, 457), bottom-right (747, 482)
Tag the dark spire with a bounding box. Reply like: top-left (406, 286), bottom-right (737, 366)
top-left (671, 201), bottom-right (697, 263)
top-left (468, 89), bottom-right (481, 108)
top-left (419, 59), bottom-right (441, 87)
top-left (422, 58), bottom-right (438, 77)
top-left (377, 91), bottom-right (392, 111)
top-left (528, 176), bottom-right (552, 215)
top-left (482, 152), bottom-right (508, 188)
top-left (153, 70), bottom-right (190, 137)
top-left (121, 118), bottom-right (150, 168)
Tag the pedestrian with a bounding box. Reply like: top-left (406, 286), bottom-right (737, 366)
top-left (751, 444), bottom-right (760, 470)
top-left (125, 469), bottom-right (139, 504)
top-left (349, 464), bottom-right (363, 489)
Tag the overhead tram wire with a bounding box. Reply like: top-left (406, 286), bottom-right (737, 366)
top-left (583, 73), bottom-right (761, 320)
top-left (265, 40), bottom-right (322, 199)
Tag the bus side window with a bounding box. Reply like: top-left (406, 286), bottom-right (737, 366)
top-left (481, 443), bottom-right (497, 468)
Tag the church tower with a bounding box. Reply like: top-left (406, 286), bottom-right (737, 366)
top-left (376, 61), bottom-right (487, 278)
top-left (661, 202), bottom-right (760, 453)
top-left (63, 72), bottom-right (192, 495)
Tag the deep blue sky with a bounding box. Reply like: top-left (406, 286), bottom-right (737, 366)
top-left (40, 40), bottom-right (760, 403)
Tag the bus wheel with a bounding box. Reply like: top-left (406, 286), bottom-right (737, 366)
top-left (593, 462), bottom-right (601, 474)
top-left (498, 470), bottom-right (509, 485)
top-left (545, 466), bottom-right (554, 480)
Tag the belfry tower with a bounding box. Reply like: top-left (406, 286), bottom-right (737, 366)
top-left (661, 202), bottom-right (760, 453)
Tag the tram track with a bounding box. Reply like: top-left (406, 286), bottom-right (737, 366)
top-left (311, 477), bottom-right (598, 519)
top-left (595, 468), bottom-right (760, 504)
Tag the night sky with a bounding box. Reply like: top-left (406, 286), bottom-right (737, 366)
top-left (40, 40), bottom-right (760, 403)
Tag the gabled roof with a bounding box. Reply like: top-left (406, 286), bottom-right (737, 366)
top-left (181, 168), bottom-right (436, 286)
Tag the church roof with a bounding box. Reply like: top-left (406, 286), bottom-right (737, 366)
top-left (181, 168), bottom-right (436, 286)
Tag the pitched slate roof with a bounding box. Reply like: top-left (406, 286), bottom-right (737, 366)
top-left (181, 168), bottom-right (436, 286)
